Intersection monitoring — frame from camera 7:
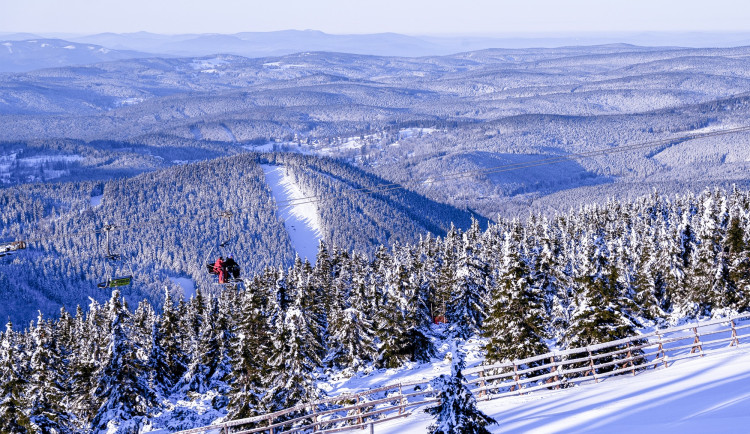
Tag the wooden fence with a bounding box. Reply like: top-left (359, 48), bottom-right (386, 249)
top-left (174, 313), bottom-right (750, 434)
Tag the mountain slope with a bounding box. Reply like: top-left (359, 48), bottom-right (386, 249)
top-left (0, 152), bottom-right (480, 325)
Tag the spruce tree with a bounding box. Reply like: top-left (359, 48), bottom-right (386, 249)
top-left (447, 232), bottom-right (488, 339)
top-left (263, 294), bottom-right (323, 416)
top-left (28, 313), bottom-right (71, 433)
top-left (177, 295), bottom-right (223, 394)
top-left (727, 212), bottom-right (750, 312)
top-left (565, 236), bottom-right (640, 374)
top-left (427, 344), bottom-right (496, 434)
top-left (0, 322), bottom-right (33, 433)
top-left (228, 286), bottom-right (269, 419)
top-left (483, 231), bottom-right (549, 366)
top-left (91, 290), bottom-right (157, 433)
top-left (154, 289), bottom-right (187, 392)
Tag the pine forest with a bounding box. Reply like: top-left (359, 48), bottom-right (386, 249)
top-left (1, 185), bottom-right (749, 432)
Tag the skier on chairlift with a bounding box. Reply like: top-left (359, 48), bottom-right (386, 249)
top-left (214, 256), bottom-right (226, 284)
top-left (224, 254), bottom-right (240, 281)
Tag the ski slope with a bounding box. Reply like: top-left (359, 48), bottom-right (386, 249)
top-left (261, 164), bottom-right (323, 263)
top-left (369, 346), bottom-right (750, 433)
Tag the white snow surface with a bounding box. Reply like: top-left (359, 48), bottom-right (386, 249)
top-left (350, 342), bottom-right (750, 434)
top-left (143, 320), bottom-right (750, 433)
top-left (90, 195), bottom-right (102, 207)
top-left (261, 164), bottom-right (323, 263)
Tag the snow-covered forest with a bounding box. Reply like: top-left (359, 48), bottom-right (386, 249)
top-left (2, 185), bottom-right (748, 432)
top-left (0, 152), bottom-right (478, 326)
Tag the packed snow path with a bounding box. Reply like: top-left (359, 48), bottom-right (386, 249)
top-left (261, 164), bottom-right (323, 263)
top-left (370, 346), bottom-right (750, 433)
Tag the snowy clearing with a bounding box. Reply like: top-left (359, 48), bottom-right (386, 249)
top-left (17, 154), bottom-right (84, 165)
top-left (261, 164), bottom-right (323, 262)
top-left (169, 276), bottom-right (196, 300)
top-left (90, 194), bottom-right (102, 207)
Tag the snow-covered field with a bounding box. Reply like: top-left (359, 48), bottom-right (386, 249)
top-left (90, 194), bottom-right (102, 207)
top-left (261, 164), bottom-right (323, 263)
top-left (361, 345), bottom-right (750, 434)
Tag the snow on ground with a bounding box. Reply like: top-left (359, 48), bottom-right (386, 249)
top-left (261, 164), bottom-right (323, 263)
top-left (367, 345), bottom-right (750, 434)
top-left (169, 276), bottom-right (196, 300)
top-left (17, 154), bottom-right (84, 165)
top-left (90, 195), bottom-right (102, 207)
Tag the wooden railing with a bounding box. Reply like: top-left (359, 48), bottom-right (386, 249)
top-left (174, 313), bottom-right (750, 434)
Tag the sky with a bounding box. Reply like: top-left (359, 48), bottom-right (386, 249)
top-left (1, 0), bottom-right (749, 36)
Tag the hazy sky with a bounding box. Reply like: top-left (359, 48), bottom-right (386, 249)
top-left (2, 0), bottom-right (749, 35)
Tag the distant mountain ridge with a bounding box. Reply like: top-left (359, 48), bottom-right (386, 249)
top-left (2, 30), bottom-right (750, 74)
top-left (0, 38), bottom-right (159, 73)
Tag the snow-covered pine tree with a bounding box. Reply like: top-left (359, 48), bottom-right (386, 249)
top-left (548, 230), bottom-right (576, 342)
top-left (483, 231), bottom-right (549, 366)
top-left (151, 289), bottom-right (186, 393)
top-left (0, 321), bottom-right (33, 432)
top-left (376, 252), bottom-right (433, 367)
top-left (177, 295), bottom-right (224, 393)
top-left (326, 306), bottom-right (377, 370)
top-left (426, 343), bottom-right (496, 434)
top-left (564, 232), bottom-right (635, 348)
top-left (727, 204), bottom-right (750, 313)
top-left (447, 231), bottom-right (488, 339)
top-left (564, 234), bottom-right (641, 374)
top-left (69, 308), bottom-right (102, 427)
top-left (434, 225), bottom-right (459, 323)
top-left (91, 290), bottom-right (157, 433)
top-left (28, 312), bottom-right (72, 433)
top-left (686, 193), bottom-right (725, 316)
top-left (262, 290), bottom-right (323, 416)
top-left (312, 240), bottom-right (333, 330)
top-left (404, 248), bottom-right (436, 361)
top-left (532, 218), bottom-right (562, 321)
top-left (228, 286), bottom-right (270, 419)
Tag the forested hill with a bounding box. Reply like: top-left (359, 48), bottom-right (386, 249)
top-left (0, 152), bottom-right (480, 326)
top-left (1, 186), bottom-right (748, 432)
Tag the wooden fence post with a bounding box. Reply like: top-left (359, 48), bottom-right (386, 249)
top-left (551, 355), bottom-right (560, 389)
top-left (479, 368), bottom-right (487, 400)
top-left (357, 394), bottom-right (363, 428)
top-left (690, 327), bottom-right (704, 356)
top-left (731, 319), bottom-right (740, 347)
top-left (625, 339), bottom-right (635, 376)
top-left (587, 348), bottom-right (598, 383)
top-left (656, 331), bottom-right (667, 368)
top-left (311, 404), bottom-right (318, 433)
top-left (513, 362), bottom-right (522, 394)
top-left (398, 384), bottom-right (405, 415)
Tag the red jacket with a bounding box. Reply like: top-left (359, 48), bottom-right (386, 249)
top-left (214, 258), bottom-right (226, 282)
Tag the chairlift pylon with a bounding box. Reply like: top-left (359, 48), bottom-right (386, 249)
top-left (97, 224), bottom-right (133, 289)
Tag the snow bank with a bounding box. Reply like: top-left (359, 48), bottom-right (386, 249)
top-left (261, 164), bottom-right (323, 263)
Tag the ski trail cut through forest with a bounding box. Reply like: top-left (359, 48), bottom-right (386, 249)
top-left (261, 164), bottom-right (323, 263)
